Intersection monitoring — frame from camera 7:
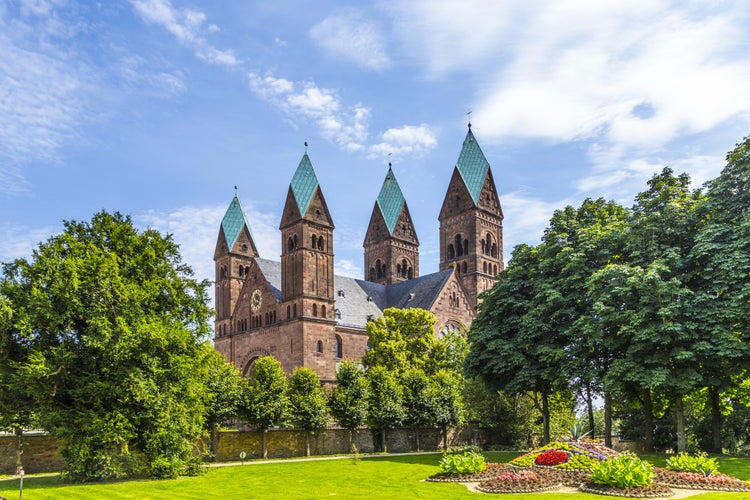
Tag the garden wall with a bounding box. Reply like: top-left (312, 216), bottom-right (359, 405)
top-left (0, 425), bottom-right (503, 474)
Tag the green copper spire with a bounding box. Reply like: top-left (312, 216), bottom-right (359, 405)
top-left (290, 152), bottom-right (319, 216)
top-left (376, 165), bottom-right (405, 235)
top-left (221, 190), bottom-right (255, 250)
top-left (455, 126), bottom-right (490, 205)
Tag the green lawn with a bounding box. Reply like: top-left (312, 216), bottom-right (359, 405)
top-left (0, 452), bottom-right (748, 499)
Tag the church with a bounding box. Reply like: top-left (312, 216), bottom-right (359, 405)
top-left (213, 125), bottom-right (504, 382)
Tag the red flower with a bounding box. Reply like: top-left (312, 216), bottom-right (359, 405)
top-left (534, 449), bottom-right (569, 466)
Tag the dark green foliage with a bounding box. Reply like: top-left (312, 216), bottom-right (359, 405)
top-left (328, 361), bottom-right (368, 449)
top-left (591, 453), bottom-right (653, 488)
top-left (288, 367), bottom-right (328, 456)
top-left (438, 451), bottom-right (486, 474)
top-left (365, 366), bottom-right (404, 452)
top-left (239, 356), bottom-right (288, 459)
top-left (2, 211), bottom-right (212, 481)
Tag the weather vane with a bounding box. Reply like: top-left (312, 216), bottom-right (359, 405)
top-left (388, 152), bottom-right (392, 167)
top-left (304, 141), bottom-right (308, 152)
top-left (467, 110), bottom-right (472, 128)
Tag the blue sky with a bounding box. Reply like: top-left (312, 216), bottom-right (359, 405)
top-left (2, 0), bottom-right (750, 290)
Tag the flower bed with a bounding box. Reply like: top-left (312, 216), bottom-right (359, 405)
top-left (580, 481), bottom-right (674, 498)
top-left (477, 468), bottom-right (562, 494)
top-left (653, 467), bottom-right (750, 492)
top-left (426, 463), bottom-right (505, 483)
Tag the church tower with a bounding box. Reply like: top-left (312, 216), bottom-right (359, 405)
top-left (214, 191), bottom-right (258, 336)
top-left (363, 163), bottom-right (419, 284)
top-left (279, 149), bottom-right (335, 322)
top-left (439, 124), bottom-right (504, 308)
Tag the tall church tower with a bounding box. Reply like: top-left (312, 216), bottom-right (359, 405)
top-left (214, 191), bottom-right (258, 336)
top-left (279, 150), bottom-right (335, 321)
top-left (439, 124), bottom-right (504, 308)
top-left (363, 164), bottom-right (420, 284)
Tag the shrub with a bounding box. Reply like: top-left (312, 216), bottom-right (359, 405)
top-left (591, 452), bottom-right (653, 488)
top-left (439, 451), bottom-right (487, 475)
top-left (665, 453), bottom-right (719, 477)
top-left (534, 449), bottom-right (569, 466)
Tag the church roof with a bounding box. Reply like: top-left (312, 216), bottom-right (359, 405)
top-left (221, 193), bottom-right (255, 250)
top-left (251, 258), bottom-right (453, 330)
top-left (376, 166), bottom-right (406, 235)
top-left (455, 127), bottom-right (490, 205)
top-left (289, 152), bottom-right (319, 216)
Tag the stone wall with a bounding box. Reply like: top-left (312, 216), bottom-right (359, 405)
top-left (0, 425), bottom-right (503, 473)
top-left (0, 434), bottom-right (65, 475)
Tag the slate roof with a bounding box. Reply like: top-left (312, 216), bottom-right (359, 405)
top-left (252, 259), bottom-right (452, 330)
top-left (455, 127), bottom-right (490, 205)
top-left (221, 194), bottom-right (255, 249)
top-left (376, 166), bottom-right (406, 235)
top-left (289, 153), bottom-right (319, 216)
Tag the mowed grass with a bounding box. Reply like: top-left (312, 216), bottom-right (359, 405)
top-left (0, 452), bottom-right (748, 499)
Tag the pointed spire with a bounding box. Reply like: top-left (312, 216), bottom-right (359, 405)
top-left (455, 125), bottom-right (490, 205)
top-left (289, 150), bottom-right (320, 216)
top-left (221, 189), bottom-right (256, 250)
top-left (376, 161), bottom-right (406, 235)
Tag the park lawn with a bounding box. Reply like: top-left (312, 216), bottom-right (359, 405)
top-left (0, 452), bottom-right (747, 499)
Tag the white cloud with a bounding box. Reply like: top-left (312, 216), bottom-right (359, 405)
top-left (130, 0), bottom-right (239, 67)
top-left (368, 124), bottom-right (437, 158)
top-left (0, 223), bottom-right (59, 263)
top-left (310, 8), bottom-right (391, 71)
top-left (334, 259), bottom-right (361, 279)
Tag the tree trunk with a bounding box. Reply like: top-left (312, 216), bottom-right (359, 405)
top-left (210, 422), bottom-right (219, 462)
top-left (14, 426), bottom-right (24, 475)
top-left (348, 429), bottom-right (354, 453)
top-left (262, 429), bottom-right (269, 459)
top-left (414, 428), bottom-right (420, 452)
top-left (305, 431), bottom-right (311, 457)
top-left (585, 383), bottom-right (595, 438)
top-left (382, 428), bottom-right (387, 453)
top-left (643, 388), bottom-right (655, 452)
top-left (442, 425), bottom-right (448, 451)
top-left (542, 390), bottom-right (550, 444)
top-left (675, 394), bottom-right (686, 453)
top-left (708, 386), bottom-right (723, 454)
top-left (603, 392), bottom-right (612, 449)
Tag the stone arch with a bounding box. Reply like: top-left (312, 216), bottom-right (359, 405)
top-left (240, 348), bottom-right (271, 377)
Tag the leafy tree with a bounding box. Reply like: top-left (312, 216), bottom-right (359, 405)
top-left (430, 369), bottom-right (464, 450)
top-left (365, 366), bottom-right (404, 452)
top-left (466, 244), bottom-right (566, 443)
top-left (201, 347), bottom-right (246, 461)
top-left (2, 211), bottom-right (212, 480)
top-left (328, 361), bottom-right (368, 451)
top-left (239, 356), bottom-right (288, 459)
top-left (362, 308), bottom-right (440, 375)
top-left (402, 369), bottom-right (436, 451)
top-left (288, 367), bottom-right (328, 456)
top-left (691, 137), bottom-right (750, 452)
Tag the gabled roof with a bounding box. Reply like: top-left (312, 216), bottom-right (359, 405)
top-left (455, 127), bottom-right (490, 205)
top-left (221, 193), bottom-right (255, 250)
top-left (250, 258), bottom-right (454, 330)
top-left (289, 152), bottom-right (319, 216)
top-left (376, 166), bottom-right (406, 235)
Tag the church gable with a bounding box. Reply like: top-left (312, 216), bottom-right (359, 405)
top-left (428, 270), bottom-right (475, 332)
top-left (392, 203), bottom-right (419, 245)
top-left (439, 168), bottom-right (476, 220)
top-left (232, 259), bottom-right (280, 328)
top-left (476, 169), bottom-right (503, 219)
top-left (279, 187), bottom-right (302, 229)
top-left (302, 186), bottom-right (334, 228)
top-left (364, 202), bottom-right (388, 246)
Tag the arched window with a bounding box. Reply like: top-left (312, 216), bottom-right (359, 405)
top-left (462, 262), bottom-right (467, 274)
top-left (491, 243), bottom-right (498, 258)
top-left (239, 266), bottom-right (244, 277)
top-left (455, 235), bottom-right (463, 257)
top-left (463, 239), bottom-right (469, 256)
top-left (335, 334), bottom-right (343, 359)
top-left (375, 259), bottom-right (383, 279)
top-left (447, 244), bottom-right (455, 259)
top-left (317, 237), bottom-right (324, 251)
top-left (407, 267), bottom-right (413, 279)
top-left (293, 303), bottom-right (297, 317)
top-left (286, 305), bottom-right (290, 319)
top-left (381, 262), bottom-right (386, 278)
top-left (494, 264), bottom-right (498, 274)
top-left (481, 239), bottom-right (486, 254)
top-left (316, 340), bottom-right (323, 353)
top-left (401, 259), bottom-right (408, 277)
top-left (369, 267), bottom-right (376, 281)
top-left (311, 235), bottom-right (317, 249)
top-left (483, 262), bottom-right (487, 273)
top-left (287, 237), bottom-right (294, 252)
top-left (321, 305), bottom-right (326, 318)
top-left (245, 266), bottom-right (250, 275)
top-left (396, 263), bottom-right (402, 276)
top-left (293, 234), bottom-right (298, 249)
top-left (312, 304), bottom-right (318, 317)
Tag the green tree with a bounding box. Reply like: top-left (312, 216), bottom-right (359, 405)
top-left (691, 137), bottom-right (750, 452)
top-left (430, 369), bottom-right (464, 450)
top-left (288, 367), bottom-right (328, 457)
top-left (239, 356), bottom-right (288, 459)
top-left (328, 361), bottom-right (368, 451)
top-left (362, 308), bottom-right (440, 375)
top-left (201, 347), bottom-right (246, 461)
top-left (402, 369), bottom-right (436, 451)
top-left (466, 244), bottom-right (565, 443)
top-left (365, 366), bottom-right (404, 452)
top-left (2, 211), bottom-right (212, 481)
